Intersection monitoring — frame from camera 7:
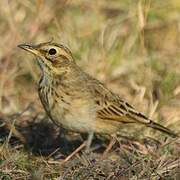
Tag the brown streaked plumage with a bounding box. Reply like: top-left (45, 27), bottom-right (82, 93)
top-left (18, 41), bottom-right (178, 157)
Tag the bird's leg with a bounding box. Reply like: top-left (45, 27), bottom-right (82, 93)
top-left (85, 131), bottom-right (94, 153)
top-left (62, 132), bottom-right (94, 163)
top-left (102, 135), bottom-right (117, 157)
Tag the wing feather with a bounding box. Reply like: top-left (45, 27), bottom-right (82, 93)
top-left (89, 80), bottom-right (150, 124)
top-left (87, 77), bottom-right (177, 137)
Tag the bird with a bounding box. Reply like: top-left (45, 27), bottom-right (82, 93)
top-left (18, 41), bottom-right (178, 160)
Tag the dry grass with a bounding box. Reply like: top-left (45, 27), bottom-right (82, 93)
top-left (0, 0), bottom-right (180, 179)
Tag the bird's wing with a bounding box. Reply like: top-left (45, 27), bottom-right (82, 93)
top-left (87, 78), bottom-right (177, 137)
top-left (96, 93), bottom-right (150, 124)
top-left (97, 98), bottom-right (178, 138)
top-left (88, 78), bottom-right (151, 124)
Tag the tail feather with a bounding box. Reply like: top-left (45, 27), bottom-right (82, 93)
top-left (147, 120), bottom-right (178, 138)
top-left (126, 110), bottom-right (178, 138)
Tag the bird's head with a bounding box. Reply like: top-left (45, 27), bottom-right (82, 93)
top-left (18, 41), bottom-right (74, 75)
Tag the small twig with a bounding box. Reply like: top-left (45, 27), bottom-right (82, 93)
top-left (63, 141), bottom-right (87, 163)
top-left (4, 118), bottom-right (26, 144)
top-left (0, 105), bottom-right (32, 144)
top-left (159, 137), bottom-right (180, 149)
top-left (47, 147), bottom-right (61, 159)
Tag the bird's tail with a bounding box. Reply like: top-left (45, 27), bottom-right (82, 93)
top-left (115, 101), bottom-right (178, 138)
top-left (147, 120), bottom-right (178, 138)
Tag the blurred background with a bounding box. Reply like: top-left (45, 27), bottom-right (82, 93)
top-left (0, 0), bottom-right (180, 179)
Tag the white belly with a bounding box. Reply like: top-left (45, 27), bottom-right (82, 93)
top-left (50, 97), bottom-right (97, 133)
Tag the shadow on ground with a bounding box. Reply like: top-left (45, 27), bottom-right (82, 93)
top-left (0, 115), bottom-right (107, 158)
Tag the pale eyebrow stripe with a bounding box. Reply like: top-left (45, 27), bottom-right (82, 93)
top-left (59, 49), bottom-right (73, 61)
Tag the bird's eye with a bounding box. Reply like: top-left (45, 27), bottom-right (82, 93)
top-left (48, 48), bottom-right (57, 55)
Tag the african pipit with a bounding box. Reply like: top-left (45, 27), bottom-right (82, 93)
top-left (18, 41), bottom-right (177, 158)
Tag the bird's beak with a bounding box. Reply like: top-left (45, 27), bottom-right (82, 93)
top-left (17, 43), bottom-right (40, 56)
